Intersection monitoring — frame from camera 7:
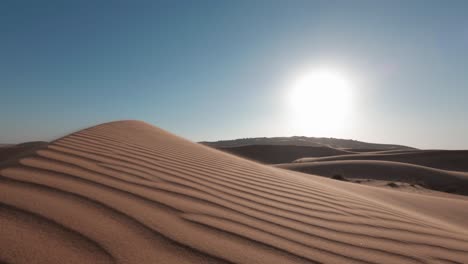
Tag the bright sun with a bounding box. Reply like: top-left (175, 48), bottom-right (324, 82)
top-left (288, 67), bottom-right (354, 135)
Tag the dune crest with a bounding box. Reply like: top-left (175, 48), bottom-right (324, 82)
top-left (1, 120), bottom-right (468, 263)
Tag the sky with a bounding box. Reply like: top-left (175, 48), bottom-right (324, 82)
top-left (1, 0), bottom-right (467, 149)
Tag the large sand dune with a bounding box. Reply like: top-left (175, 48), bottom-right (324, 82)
top-left (1, 120), bottom-right (468, 263)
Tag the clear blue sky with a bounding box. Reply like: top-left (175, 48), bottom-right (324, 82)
top-left (1, 1), bottom-right (467, 149)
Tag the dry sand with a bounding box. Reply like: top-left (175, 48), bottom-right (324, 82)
top-left (216, 145), bottom-right (353, 164)
top-left (294, 150), bottom-right (468, 172)
top-left (1, 120), bottom-right (468, 263)
top-left (277, 160), bottom-right (468, 196)
top-left (0, 141), bottom-right (47, 165)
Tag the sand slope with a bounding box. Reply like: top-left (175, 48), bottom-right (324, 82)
top-left (0, 141), bottom-right (47, 164)
top-left (294, 150), bottom-right (468, 172)
top-left (277, 160), bottom-right (468, 195)
top-left (216, 145), bottom-right (353, 164)
top-left (1, 120), bottom-right (468, 263)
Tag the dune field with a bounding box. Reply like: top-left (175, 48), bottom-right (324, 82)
top-left (277, 160), bottom-right (468, 196)
top-left (276, 148), bottom-right (468, 196)
top-left (1, 120), bottom-right (468, 263)
top-left (294, 150), bottom-right (468, 172)
top-left (213, 145), bottom-right (353, 164)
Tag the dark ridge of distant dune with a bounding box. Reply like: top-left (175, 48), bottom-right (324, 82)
top-left (342, 148), bottom-right (384, 153)
top-left (294, 150), bottom-right (468, 172)
top-left (362, 149), bottom-right (424, 154)
top-left (1, 120), bottom-right (468, 263)
top-left (201, 136), bottom-right (414, 150)
top-left (217, 145), bottom-right (353, 164)
top-left (276, 160), bottom-right (468, 196)
top-left (0, 141), bottom-right (48, 165)
top-left (342, 148), bottom-right (416, 154)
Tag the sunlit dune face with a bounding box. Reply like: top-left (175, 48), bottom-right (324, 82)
top-left (288, 68), bottom-right (354, 135)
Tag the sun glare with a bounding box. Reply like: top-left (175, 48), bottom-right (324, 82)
top-left (288, 67), bottom-right (354, 136)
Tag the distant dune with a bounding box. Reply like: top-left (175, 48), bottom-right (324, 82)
top-left (0, 141), bottom-right (48, 164)
top-left (201, 136), bottom-right (414, 150)
top-left (294, 150), bottom-right (468, 172)
top-left (277, 160), bottom-right (468, 195)
top-left (342, 148), bottom-right (416, 154)
top-left (1, 121), bottom-right (468, 263)
top-left (216, 145), bottom-right (353, 164)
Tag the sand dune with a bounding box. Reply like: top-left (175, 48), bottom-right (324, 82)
top-left (277, 160), bottom-right (468, 196)
top-left (202, 137), bottom-right (413, 150)
top-left (216, 145), bottom-right (353, 164)
top-left (343, 148), bottom-right (418, 154)
top-left (294, 150), bottom-right (468, 172)
top-left (0, 141), bottom-right (47, 165)
top-left (1, 120), bottom-right (468, 263)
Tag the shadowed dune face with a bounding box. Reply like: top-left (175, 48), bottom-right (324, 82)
top-left (0, 141), bottom-right (48, 165)
top-left (277, 160), bottom-right (468, 196)
top-left (294, 150), bottom-right (468, 172)
top-left (217, 145), bottom-right (353, 164)
top-left (1, 120), bottom-right (468, 263)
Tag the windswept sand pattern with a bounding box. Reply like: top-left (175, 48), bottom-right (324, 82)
top-left (1, 120), bottom-right (468, 263)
